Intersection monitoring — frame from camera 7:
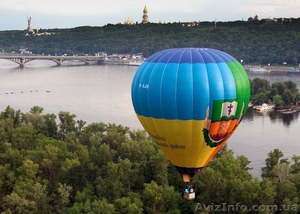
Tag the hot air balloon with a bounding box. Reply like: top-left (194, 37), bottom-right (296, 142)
top-left (131, 48), bottom-right (250, 200)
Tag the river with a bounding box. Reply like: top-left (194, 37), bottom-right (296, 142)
top-left (1, 60), bottom-right (300, 178)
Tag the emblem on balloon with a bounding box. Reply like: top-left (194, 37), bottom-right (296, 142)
top-left (203, 101), bottom-right (245, 148)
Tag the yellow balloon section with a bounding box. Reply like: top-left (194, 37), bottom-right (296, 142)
top-left (131, 48), bottom-right (250, 181)
top-left (136, 117), bottom-right (226, 167)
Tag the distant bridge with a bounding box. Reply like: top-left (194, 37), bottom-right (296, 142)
top-left (0, 54), bottom-right (106, 67)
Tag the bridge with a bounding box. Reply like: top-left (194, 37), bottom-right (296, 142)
top-left (0, 54), bottom-right (106, 67)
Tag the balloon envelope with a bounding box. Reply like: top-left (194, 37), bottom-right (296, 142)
top-left (131, 48), bottom-right (250, 181)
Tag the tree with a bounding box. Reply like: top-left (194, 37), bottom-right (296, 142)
top-left (291, 155), bottom-right (300, 173)
top-left (56, 183), bottom-right (73, 213)
top-left (22, 112), bottom-right (45, 136)
top-left (251, 78), bottom-right (271, 95)
top-left (57, 111), bottom-right (77, 140)
top-left (1, 192), bottom-right (36, 214)
top-left (193, 149), bottom-right (255, 207)
top-left (272, 163), bottom-right (291, 183)
top-left (27, 139), bottom-right (80, 199)
top-left (148, 151), bottom-right (169, 186)
top-left (261, 149), bottom-right (289, 179)
top-left (272, 82), bottom-right (287, 95)
top-left (142, 181), bottom-right (181, 214)
top-left (273, 94), bottom-right (282, 106)
top-left (95, 161), bottom-right (125, 202)
top-left (0, 118), bottom-right (15, 144)
top-left (42, 113), bottom-right (58, 138)
top-left (29, 106), bottom-right (44, 114)
top-left (114, 193), bottom-right (143, 214)
top-left (0, 106), bottom-right (21, 127)
top-left (282, 89), bottom-right (294, 106)
top-left (3, 159), bottom-right (49, 213)
top-left (253, 92), bottom-right (268, 104)
top-left (284, 80), bottom-right (298, 94)
top-left (11, 125), bottom-right (36, 150)
top-left (82, 199), bottom-right (116, 214)
top-left (270, 87), bottom-right (279, 101)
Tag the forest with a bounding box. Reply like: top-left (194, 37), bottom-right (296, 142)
top-left (0, 78), bottom-right (300, 213)
top-left (0, 17), bottom-right (300, 66)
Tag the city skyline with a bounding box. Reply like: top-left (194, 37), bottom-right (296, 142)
top-left (1, 0), bottom-right (299, 30)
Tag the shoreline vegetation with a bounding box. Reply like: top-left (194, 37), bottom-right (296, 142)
top-left (249, 77), bottom-right (300, 111)
top-left (0, 105), bottom-right (300, 213)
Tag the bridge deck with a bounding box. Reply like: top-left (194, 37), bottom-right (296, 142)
top-left (0, 55), bottom-right (105, 67)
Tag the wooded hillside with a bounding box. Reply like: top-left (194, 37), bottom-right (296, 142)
top-left (1, 18), bottom-right (300, 66)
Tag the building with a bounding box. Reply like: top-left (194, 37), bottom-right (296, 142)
top-left (124, 17), bottom-right (136, 25)
top-left (142, 6), bottom-right (149, 24)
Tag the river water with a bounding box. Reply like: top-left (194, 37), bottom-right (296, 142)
top-left (1, 60), bottom-right (300, 178)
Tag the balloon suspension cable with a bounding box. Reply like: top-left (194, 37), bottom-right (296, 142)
top-left (185, 182), bottom-right (193, 192)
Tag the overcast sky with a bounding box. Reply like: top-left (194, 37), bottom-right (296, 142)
top-left (1, 0), bottom-right (299, 30)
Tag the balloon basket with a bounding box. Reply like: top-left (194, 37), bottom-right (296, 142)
top-left (184, 185), bottom-right (195, 200)
top-left (184, 192), bottom-right (195, 200)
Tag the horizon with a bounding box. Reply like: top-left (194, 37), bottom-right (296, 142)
top-left (1, 0), bottom-right (300, 31)
top-left (2, 16), bottom-right (300, 32)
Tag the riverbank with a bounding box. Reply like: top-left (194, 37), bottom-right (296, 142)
top-left (244, 65), bottom-right (299, 74)
top-left (103, 62), bottom-right (298, 73)
top-left (104, 60), bottom-right (143, 66)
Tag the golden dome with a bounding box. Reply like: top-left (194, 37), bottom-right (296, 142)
top-left (143, 6), bottom-right (148, 13)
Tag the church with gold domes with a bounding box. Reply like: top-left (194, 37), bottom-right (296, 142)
top-left (123, 6), bottom-right (149, 25)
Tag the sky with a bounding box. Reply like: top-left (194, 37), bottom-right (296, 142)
top-left (1, 0), bottom-right (299, 30)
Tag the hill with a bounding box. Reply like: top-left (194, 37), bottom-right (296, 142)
top-left (1, 18), bottom-right (300, 66)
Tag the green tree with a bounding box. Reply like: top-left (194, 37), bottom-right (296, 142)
top-left (42, 113), bottom-right (58, 138)
top-left (95, 161), bottom-right (124, 202)
top-left (193, 149), bottom-right (254, 206)
top-left (27, 139), bottom-right (80, 197)
top-left (142, 181), bottom-right (181, 214)
top-left (57, 111), bottom-right (77, 140)
top-left (253, 92), bottom-right (269, 104)
top-left (273, 94), bottom-right (282, 106)
top-left (29, 106), bottom-right (44, 114)
top-left (261, 149), bottom-right (289, 179)
top-left (282, 89), bottom-right (294, 106)
top-left (251, 78), bottom-right (271, 95)
top-left (272, 164), bottom-right (298, 211)
top-left (148, 151), bottom-right (169, 186)
top-left (1, 192), bottom-right (36, 214)
top-left (272, 82), bottom-right (287, 95)
top-left (83, 199), bottom-right (116, 214)
top-left (0, 119), bottom-right (14, 144)
top-left (3, 160), bottom-right (50, 214)
top-left (11, 125), bottom-right (36, 150)
top-left (114, 193), bottom-right (143, 214)
top-left (55, 183), bottom-right (73, 213)
top-left (0, 106), bottom-right (21, 127)
top-left (284, 80), bottom-right (298, 94)
top-left (291, 155), bottom-right (300, 173)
